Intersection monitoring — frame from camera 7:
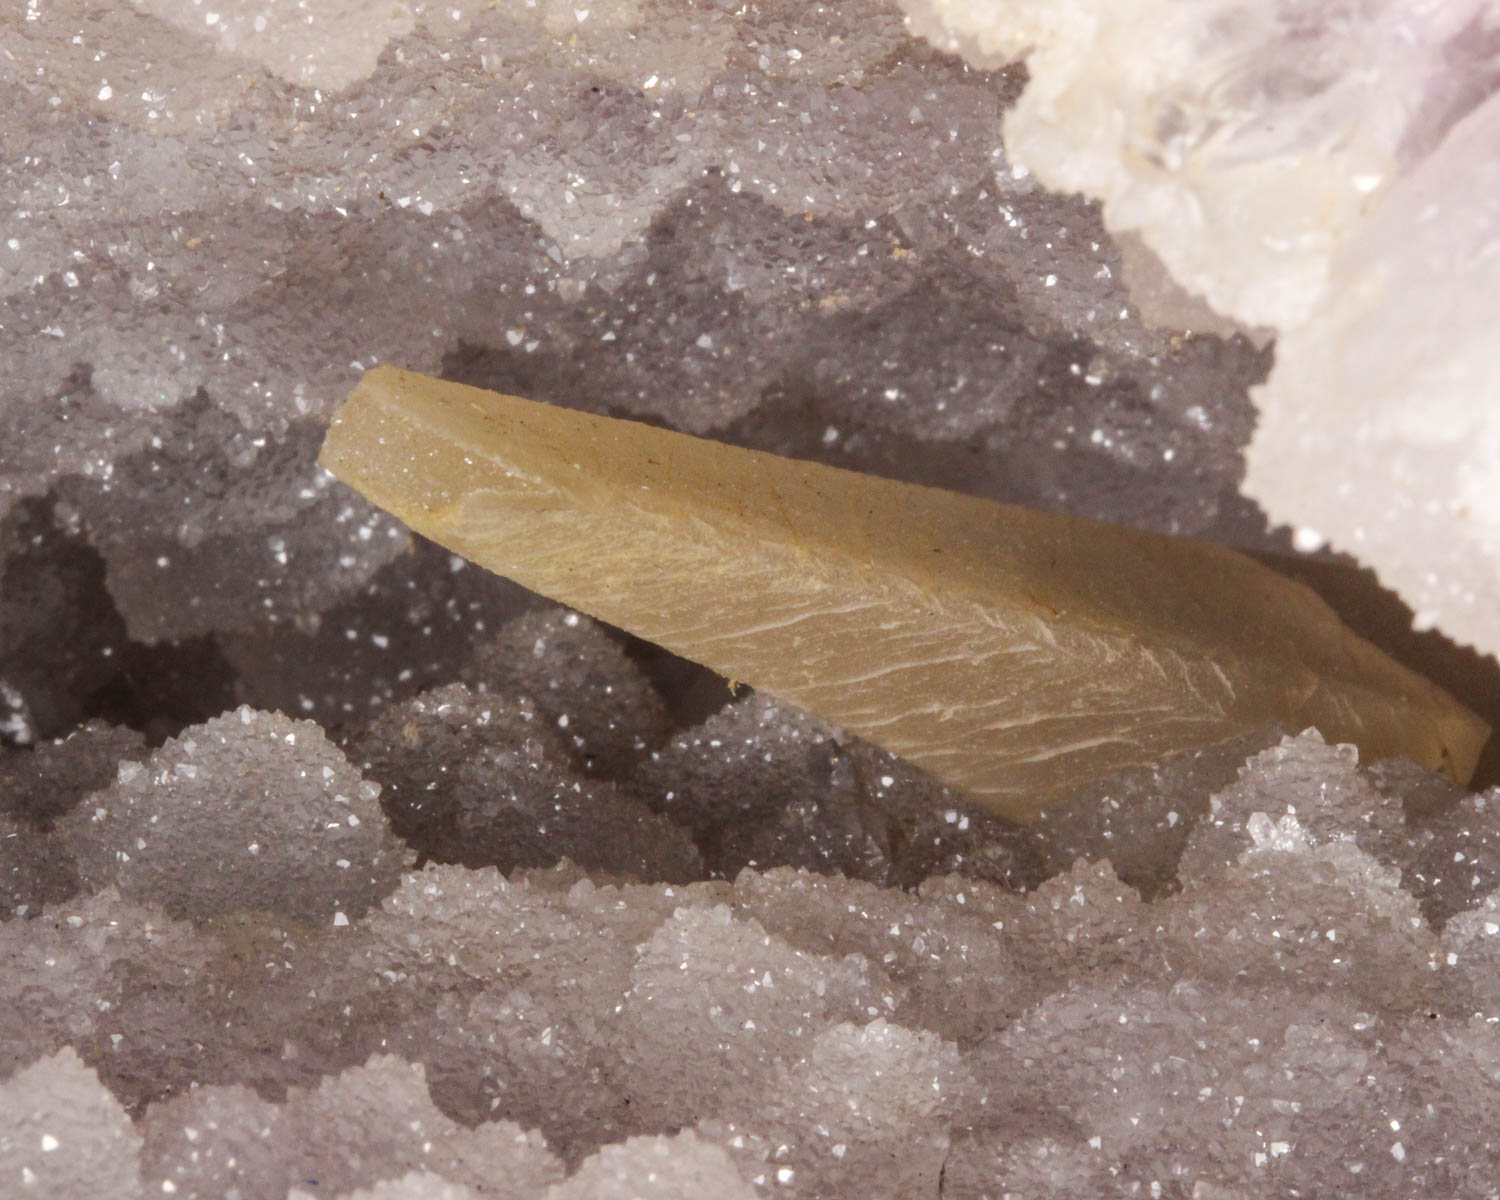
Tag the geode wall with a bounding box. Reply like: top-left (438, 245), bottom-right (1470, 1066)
top-left (5, 2), bottom-right (1500, 1198)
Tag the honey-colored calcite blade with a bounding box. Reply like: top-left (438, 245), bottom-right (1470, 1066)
top-left (318, 367), bottom-right (1489, 822)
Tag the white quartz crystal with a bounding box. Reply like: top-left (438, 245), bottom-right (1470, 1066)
top-left (902, 0), bottom-right (1500, 658)
top-left (898, 0), bottom-right (1494, 331)
top-left (1246, 89), bottom-right (1500, 659)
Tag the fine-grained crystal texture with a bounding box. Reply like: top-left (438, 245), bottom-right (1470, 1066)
top-left (5, 0), bottom-right (1500, 1194)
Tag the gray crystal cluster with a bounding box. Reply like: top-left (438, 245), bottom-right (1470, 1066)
top-left (3, 0), bottom-right (1499, 1196)
top-left (5, 702), bottom-right (1500, 1197)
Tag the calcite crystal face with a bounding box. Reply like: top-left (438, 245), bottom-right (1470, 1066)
top-left (320, 367), bottom-right (1486, 820)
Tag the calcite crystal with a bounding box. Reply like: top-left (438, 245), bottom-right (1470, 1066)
top-left (1244, 89), bottom-right (1500, 659)
top-left (319, 367), bottom-right (1487, 821)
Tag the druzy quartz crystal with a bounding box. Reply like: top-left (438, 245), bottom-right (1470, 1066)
top-left (12, 1), bottom-right (1500, 1194)
top-left (319, 367), bottom-right (1487, 821)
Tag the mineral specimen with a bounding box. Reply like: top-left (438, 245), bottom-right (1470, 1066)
top-left (8, 0), bottom-right (1500, 1195)
top-left (318, 367), bottom-right (1487, 820)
